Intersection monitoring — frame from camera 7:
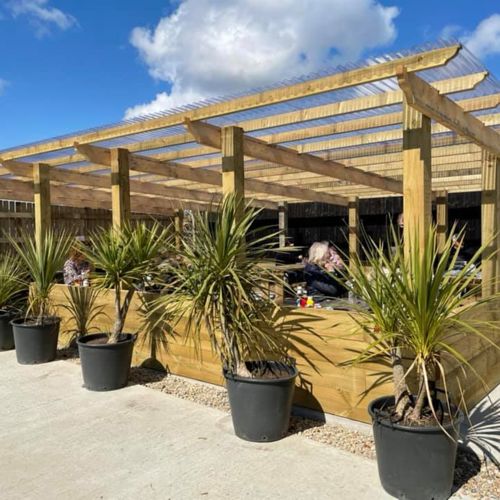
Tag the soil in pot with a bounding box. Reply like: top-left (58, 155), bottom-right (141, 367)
top-left (368, 395), bottom-right (463, 500)
top-left (0, 309), bottom-right (15, 350)
top-left (11, 317), bottom-right (60, 364)
top-left (77, 333), bottom-right (136, 391)
top-left (224, 360), bottom-right (298, 443)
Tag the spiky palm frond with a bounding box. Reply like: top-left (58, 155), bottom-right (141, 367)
top-left (149, 195), bottom-right (300, 373)
top-left (8, 230), bottom-right (73, 324)
top-left (80, 222), bottom-right (171, 342)
top-left (61, 286), bottom-right (107, 342)
top-left (339, 224), bottom-right (500, 426)
top-left (0, 252), bottom-right (28, 311)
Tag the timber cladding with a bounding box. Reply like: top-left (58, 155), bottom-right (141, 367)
top-left (50, 284), bottom-right (499, 424)
top-left (0, 200), bottom-right (172, 252)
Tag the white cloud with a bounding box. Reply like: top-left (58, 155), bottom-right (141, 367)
top-left (125, 0), bottom-right (399, 119)
top-left (0, 79), bottom-right (8, 95)
top-left (7, 0), bottom-right (77, 37)
top-left (464, 14), bottom-right (500, 58)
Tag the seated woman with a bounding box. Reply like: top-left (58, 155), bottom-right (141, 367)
top-left (304, 241), bottom-right (346, 300)
top-left (63, 244), bottom-right (90, 286)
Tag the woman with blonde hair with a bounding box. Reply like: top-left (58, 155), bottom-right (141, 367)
top-left (304, 241), bottom-right (346, 300)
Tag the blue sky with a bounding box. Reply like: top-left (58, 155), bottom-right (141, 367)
top-left (0, 0), bottom-right (499, 150)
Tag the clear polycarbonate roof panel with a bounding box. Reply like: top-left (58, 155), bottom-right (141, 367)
top-left (1, 38), bottom-right (498, 170)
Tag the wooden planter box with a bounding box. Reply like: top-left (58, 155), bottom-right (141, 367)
top-left (50, 284), bottom-right (500, 424)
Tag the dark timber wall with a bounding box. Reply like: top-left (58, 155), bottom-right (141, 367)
top-left (257, 192), bottom-right (481, 255)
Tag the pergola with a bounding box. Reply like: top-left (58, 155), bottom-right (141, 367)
top-left (0, 40), bottom-right (499, 295)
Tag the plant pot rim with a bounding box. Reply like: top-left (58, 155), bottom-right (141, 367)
top-left (77, 332), bottom-right (136, 349)
top-left (10, 316), bottom-right (61, 328)
top-left (224, 364), bottom-right (298, 384)
top-left (368, 395), bottom-right (464, 433)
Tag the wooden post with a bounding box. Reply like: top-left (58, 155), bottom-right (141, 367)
top-left (402, 99), bottom-right (432, 257)
top-left (435, 190), bottom-right (448, 252)
top-left (481, 151), bottom-right (499, 297)
top-left (348, 196), bottom-right (359, 259)
top-left (33, 162), bottom-right (51, 250)
top-left (278, 202), bottom-right (288, 248)
top-left (174, 209), bottom-right (184, 251)
top-left (110, 148), bottom-right (130, 229)
top-left (221, 126), bottom-right (245, 218)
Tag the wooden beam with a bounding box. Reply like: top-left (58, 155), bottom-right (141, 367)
top-left (0, 158), bottom-right (240, 211)
top-left (110, 148), bottom-right (130, 228)
top-left (174, 209), bottom-right (184, 251)
top-left (481, 152), bottom-right (500, 297)
top-left (185, 120), bottom-right (403, 194)
top-left (435, 190), bottom-right (448, 252)
top-left (1, 45), bottom-right (460, 161)
top-left (398, 67), bottom-right (500, 157)
top-left (221, 126), bottom-right (245, 205)
top-left (33, 162), bottom-right (51, 249)
top-left (0, 177), bottom-right (175, 215)
top-left (402, 99), bottom-right (432, 256)
top-left (75, 144), bottom-right (348, 206)
top-left (47, 81), bottom-right (494, 170)
top-left (278, 202), bottom-right (288, 248)
top-left (348, 197), bottom-right (359, 258)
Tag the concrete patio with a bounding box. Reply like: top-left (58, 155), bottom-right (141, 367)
top-left (0, 350), bottom-right (391, 500)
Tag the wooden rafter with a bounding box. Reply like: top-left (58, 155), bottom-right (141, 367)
top-left (0, 44), bottom-right (460, 162)
top-left (398, 67), bottom-right (500, 156)
top-left (74, 144), bottom-right (349, 206)
top-left (185, 119), bottom-right (403, 194)
top-left (0, 177), bottom-right (175, 215)
top-left (45, 75), bottom-right (492, 170)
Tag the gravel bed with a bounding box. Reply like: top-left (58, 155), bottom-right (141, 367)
top-left (60, 352), bottom-right (499, 499)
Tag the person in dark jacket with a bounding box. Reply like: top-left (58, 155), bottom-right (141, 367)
top-left (304, 241), bottom-right (346, 300)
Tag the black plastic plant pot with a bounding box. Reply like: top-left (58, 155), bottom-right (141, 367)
top-left (77, 333), bottom-right (136, 391)
top-left (368, 395), bottom-right (463, 500)
top-left (224, 362), bottom-right (298, 442)
top-left (11, 317), bottom-right (60, 364)
top-left (0, 309), bottom-right (15, 350)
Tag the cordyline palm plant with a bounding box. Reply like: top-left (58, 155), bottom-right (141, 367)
top-left (61, 286), bottom-right (107, 343)
top-left (0, 252), bottom-right (28, 312)
top-left (80, 222), bottom-right (170, 344)
top-left (150, 195), bottom-right (299, 375)
top-left (340, 224), bottom-right (500, 426)
top-left (9, 230), bottom-right (73, 325)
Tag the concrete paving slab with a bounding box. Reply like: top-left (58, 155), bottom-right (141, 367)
top-left (0, 350), bottom-right (391, 500)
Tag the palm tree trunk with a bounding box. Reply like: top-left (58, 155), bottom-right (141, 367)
top-left (110, 285), bottom-right (123, 343)
top-left (392, 348), bottom-right (411, 419)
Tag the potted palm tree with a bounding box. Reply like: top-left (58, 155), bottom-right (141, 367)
top-left (9, 230), bottom-right (73, 364)
top-left (341, 225), bottom-right (499, 500)
top-left (77, 222), bottom-right (170, 391)
top-left (150, 196), bottom-right (302, 442)
top-left (0, 252), bottom-right (28, 350)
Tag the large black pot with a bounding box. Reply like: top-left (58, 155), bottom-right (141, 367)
top-left (224, 362), bottom-right (297, 442)
top-left (368, 395), bottom-right (463, 500)
top-left (77, 333), bottom-right (136, 391)
top-left (0, 310), bottom-right (15, 350)
top-left (11, 317), bottom-right (60, 364)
